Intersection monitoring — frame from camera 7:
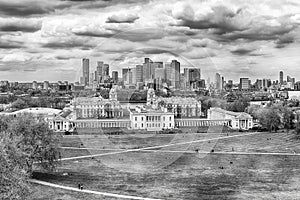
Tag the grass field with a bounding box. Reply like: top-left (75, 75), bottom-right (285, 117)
top-left (30, 131), bottom-right (300, 200)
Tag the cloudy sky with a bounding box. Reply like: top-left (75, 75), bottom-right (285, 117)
top-left (0, 0), bottom-right (299, 83)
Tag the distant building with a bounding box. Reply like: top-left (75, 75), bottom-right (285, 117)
top-left (112, 71), bottom-right (118, 83)
top-left (72, 88), bottom-right (123, 119)
top-left (129, 107), bottom-right (174, 131)
top-left (279, 71), bottom-right (284, 84)
top-left (208, 107), bottom-right (253, 130)
top-left (32, 81), bottom-right (38, 90)
top-left (43, 81), bottom-right (49, 90)
top-left (215, 73), bottom-right (222, 91)
top-left (136, 65), bottom-right (144, 83)
top-left (239, 78), bottom-right (249, 90)
top-left (146, 88), bottom-right (202, 118)
top-left (82, 58), bottom-right (90, 86)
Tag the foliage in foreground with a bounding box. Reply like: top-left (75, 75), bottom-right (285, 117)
top-left (0, 115), bottom-right (62, 199)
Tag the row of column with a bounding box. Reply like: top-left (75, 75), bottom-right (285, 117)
top-left (76, 120), bottom-right (130, 128)
top-left (175, 120), bottom-right (229, 127)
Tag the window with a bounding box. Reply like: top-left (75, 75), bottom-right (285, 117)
top-left (135, 124), bottom-right (137, 127)
top-left (163, 117), bottom-right (165, 121)
top-left (135, 117), bottom-right (137, 121)
top-left (169, 116), bottom-right (172, 121)
top-left (141, 123), bottom-right (143, 128)
top-left (141, 117), bottom-right (143, 121)
top-left (169, 123), bottom-right (171, 127)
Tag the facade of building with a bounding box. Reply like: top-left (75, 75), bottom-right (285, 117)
top-left (129, 107), bottom-right (174, 131)
top-left (208, 107), bottom-right (253, 130)
top-left (280, 71), bottom-right (284, 84)
top-left (215, 73), bottom-right (222, 91)
top-left (240, 78), bottom-right (249, 90)
top-left (72, 88), bottom-right (123, 119)
top-left (146, 88), bottom-right (202, 118)
top-left (82, 58), bottom-right (90, 86)
top-left (112, 71), bottom-right (118, 83)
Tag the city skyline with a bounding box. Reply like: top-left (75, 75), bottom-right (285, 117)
top-left (0, 0), bottom-right (299, 82)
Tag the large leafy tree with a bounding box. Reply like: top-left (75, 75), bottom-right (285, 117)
top-left (0, 133), bottom-right (29, 199)
top-left (0, 115), bottom-right (61, 198)
top-left (256, 107), bottom-right (281, 132)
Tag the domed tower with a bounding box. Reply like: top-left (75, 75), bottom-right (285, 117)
top-left (109, 86), bottom-right (118, 101)
top-left (147, 88), bottom-right (157, 107)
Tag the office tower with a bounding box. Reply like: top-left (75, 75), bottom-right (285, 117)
top-left (82, 58), bottom-right (90, 86)
top-left (183, 68), bottom-right (189, 89)
top-left (279, 71), bottom-right (283, 84)
top-left (32, 81), bottom-right (38, 90)
top-left (112, 71), bottom-right (118, 83)
top-left (129, 68), bottom-right (136, 85)
top-left (143, 58), bottom-right (153, 83)
top-left (143, 58), bottom-right (163, 84)
top-left (256, 79), bottom-right (262, 90)
top-left (222, 76), bottom-right (225, 90)
top-left (154, 68), bottom-right (166, 89)
top-left (96, 61), bottom-right (103, 83)
top-left (215, 73), bottom-right (222, 91)
top-left (122, 68), bottom-right (130, 84)
top-left (165, 60), bottom-right (180, 89)
top-left (239, 78), bottom-right (249, 90)
top-left (43, 81), bottom-right (49, 90)
top-left (189, 68), bottom-right (201, 82)
top-left (89, 72), bottom-right (94, 87)
top-left (136, 65), bottom-right (144, 83)
top-left (172, 60), bottom-right (180, 89)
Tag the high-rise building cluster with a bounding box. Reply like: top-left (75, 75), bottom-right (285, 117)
top-left (120, 58), bottom-right (204, 90)
top-left (79, 58), bottom-right (114, 88)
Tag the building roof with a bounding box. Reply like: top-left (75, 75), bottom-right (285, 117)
top-left (157, 96), bottom-right (200, 105)
top-left (210, 107), bottom-right (252, 119)
top-left (2, 107), bottom-right (62, 116)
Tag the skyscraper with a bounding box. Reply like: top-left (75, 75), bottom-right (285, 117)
top-left (122, 68), bottom-right (129, 84)
top-left (240, 78), bottom-right (249, 90)
top-left (112, 71), bottom-right (118, 83)
top-left (215, 73), bottom-right (222, 91)
top-left (279, 71), bottom-right (283, 84)
top-left (82, 58), bottom-right (90, 86)
top-left (172, 60), bottom-right (180, 89)
top-left (136, 65), bottom-right (144, 83)
top-left (143, 58), bottom-right (163, 84)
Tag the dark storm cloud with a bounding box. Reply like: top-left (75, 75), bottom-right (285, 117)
top-left (55, 55), bottom-right (76, 60)
top-left (0, 25), bottom-right (40, 32)
top-left (274, 34), bottom-right (295, 48)
top-left (174, 6), bottom-right (246, 33)
top-left (106, 14), bottom-right (139, 23)
top-left (72, 28), bottom-right (117, 37)
top-left (0, 1), bottom-right (54, 16)
top-left (220, 23), bottom-right (296, 42)
top-left (42, 39), bottom-right (96, 49)
top-left (0, 19), bottom-right (42, 32)
top-left (0, 40), bottom-right (23, 49)
top-left (231, 48), bottom-right (254, 55)
top-left (139, 48), bottom-right (171, 55)
top-left (76, 0), bottom-right (149, 9)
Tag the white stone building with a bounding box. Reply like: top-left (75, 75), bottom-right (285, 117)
top-left (208, 107), bottom-right (253, 130)
top-left (129, 106), bottom-right (174, 131)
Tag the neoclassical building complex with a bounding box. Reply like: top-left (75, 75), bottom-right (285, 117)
top-left (208, 107), bottom-right (253, 130)
top-left (146, 88), bottom-right (202, 118)
top-left (129, 106), bottom-right (174, 131)
top-left (72, 87), bottom-right (123, 119)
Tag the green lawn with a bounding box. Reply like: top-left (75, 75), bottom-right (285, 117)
top-left (30, 131), bottom-right (300, 200)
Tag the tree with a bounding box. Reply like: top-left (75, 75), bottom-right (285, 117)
top-left (0, 115), bottom-right (62, 198)
top-left (0, 133), bottom-right (30, 199)
top-left (256, 107), bottom-right (281, 132)
top-left (11, 98), bottom-right (28, 110)
top-left (282, 108), bottom-right (295, 132)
